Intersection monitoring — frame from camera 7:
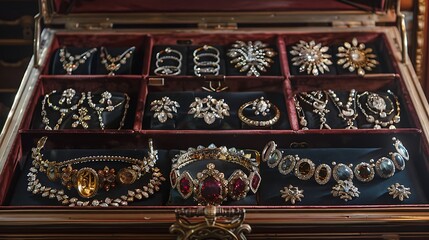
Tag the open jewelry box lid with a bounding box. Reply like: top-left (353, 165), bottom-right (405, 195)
top-left (39, 0), bottom-right (398, 28)
top-left (35, 0), bottom-right (407, 66)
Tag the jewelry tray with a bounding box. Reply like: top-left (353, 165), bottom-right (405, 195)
top-left (1, 0), bottom-right (429, 238)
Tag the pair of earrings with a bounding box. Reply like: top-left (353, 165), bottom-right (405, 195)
top-left (289, 38), bottom-right (379, 76)
top-left (280, 183), bottom-right (411, 205)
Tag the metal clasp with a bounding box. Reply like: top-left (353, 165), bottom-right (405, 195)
top-left (170, 205), bottom-right (251, 239)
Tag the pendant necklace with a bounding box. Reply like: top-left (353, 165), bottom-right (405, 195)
top-left (327, 89), bottom-right (358, 129)
top-left (297, 91), bottom-right (331, 129)
top-left (100, 46), bottom-right (135, 75)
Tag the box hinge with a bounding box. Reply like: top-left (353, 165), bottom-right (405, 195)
top-left (65, 22), bottom-right (113, 30)
top-left (332, 20), bottom-right (376, 28)
top-left (198, 22), bottom-right (238, 30)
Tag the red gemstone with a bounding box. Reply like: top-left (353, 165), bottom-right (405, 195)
top-left (251, 172), bottom-right (261, 191)
top-left (179, 177), bottom-right (191, 196)
top-left (231, 178), bottom-right (246, 196)
top-left (200, 176), bottom-right (222, 203)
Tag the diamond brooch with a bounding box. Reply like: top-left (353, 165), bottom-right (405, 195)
top-left (290, 40), bottom-right (332, 76)
top-left (227, 40), bottom-right (277, 77)
top-left (337, 38), bottom-right (379, 76)
top-left (188, 95), bottom-right (230, 125)
top-left (150, 96), bottom-right (180, 123)
top-left (331, 180), bottom-right (360, 202)
top-left (280, 185), bottom-right (304, 204)
top-left (387, 183), bottom-right (411, 201)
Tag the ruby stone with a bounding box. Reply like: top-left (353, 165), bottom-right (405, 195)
top-left (251, 173), bottom-right (261, 191)
top-left (231, 178), bottom-right (246, 196)
top-left (179, 177), bottom-right (191, 196)
top-left (200, 176), bottom-right (222, 203)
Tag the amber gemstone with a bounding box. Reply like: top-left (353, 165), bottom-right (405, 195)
top-left (357, 165), bottom-right (371, 179)
top-left (200, 176), bottom-right (222, 203)
top-left (299, 162), bottom-right (310, 175)
top-left (318, 167), bottom-right (327, 179)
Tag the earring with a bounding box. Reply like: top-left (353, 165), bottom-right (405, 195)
top-left (280, 185), bottom-right (304, 204)
top-left (387, 183), bottom-right (411, 201)
top-left (59, 88), bottom-right (76, 105)
top-left (99, 91), bottom-right (113, 106)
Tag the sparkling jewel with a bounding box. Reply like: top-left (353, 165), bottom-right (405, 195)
top-left (280, 185), bottom-right (304, 204)
top-left (178, 172), bottom-right (193, 199)
top-left (354, 162), bottom-right (374, 182)
top-left (333, 163), bottom-right (353, 182)
top-left (388, 183), bottom-right (411, 201)
top-left (375, 157), bottom-right (395, 178)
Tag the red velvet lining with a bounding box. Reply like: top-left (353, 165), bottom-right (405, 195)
top-left (53, 0), bottom-right (384, 14)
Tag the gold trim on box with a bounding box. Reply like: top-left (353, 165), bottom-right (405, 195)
top-left (170, 205), bottom-right (251, 240)
top-left (415, 0), bottom-right (426, 82)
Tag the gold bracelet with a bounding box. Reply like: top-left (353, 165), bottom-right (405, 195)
top-left (238, 97), bottom-right (280, 127)
top-left (170, 144), bottom-right (261, 205)
top-left (28, 136), bottom-right (165, 206)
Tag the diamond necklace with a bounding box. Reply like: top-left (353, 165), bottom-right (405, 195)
top-left (100, 46), bottom-right (135, 75)
top-left (41, 90), bottom-right (86, 130)
top-left (59, 47), bottom-right (97, 75)
top-left (297, 91), bottom-right (331, 129)
top-left (327, 89), bottom-right (358, 129)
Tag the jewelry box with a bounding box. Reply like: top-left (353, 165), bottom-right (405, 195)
top-left (1, 0), bottom-right (429, 239)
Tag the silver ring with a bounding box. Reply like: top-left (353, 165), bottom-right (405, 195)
top-left (154, 66), bottom-right (181, 76)
top-left (150, 96), bottom-right (180, 123)
top-left (188, 95), bottom-right (230, 125)
top-left (156, 47), bottom-right (183, 60)
top-left (193, 45), bottom-right (220, 57)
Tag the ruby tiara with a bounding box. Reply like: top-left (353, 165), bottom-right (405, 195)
top-left (170, 144), bottom-right (261, 205)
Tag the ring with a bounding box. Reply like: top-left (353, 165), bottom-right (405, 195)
top-left (188, 95), bottom-right (230, 125)
top-left (155, 47), bottom-right (183, 76)
top-left (387, 183), bottom-right (411, 201)
top-left (150, 96), bottom-right (180, 123)
top-left (193, 45), bottom-right (220, 77)
top-left (193, 45), bottom-right (220, 57)
top-left (280, 185), bottom-right (304, 204)
top-left (289, 40), bottom-right (332, 76)
top-left (331, 180), bottom-right (360, 202)
top-left (227, 40), bottom-right (277, 77)
top-left (238, 97), bottom-right (280, 127)
top-left (336, 38), bottom-right (379, 76)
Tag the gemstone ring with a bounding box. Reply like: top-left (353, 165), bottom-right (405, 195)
top-left (238, 97), bottom-right (280, 127)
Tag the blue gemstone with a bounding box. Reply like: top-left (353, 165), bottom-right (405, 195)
top-left (397, 143), bottom-right (409, 160)
top-left (278, 156), bottom-right (295, 175)
top-left (336, 164), bottom-right (352, 181)
top-left (393, 153), bottom-right (405, 170)
top-left (267, 150), bottom-right (281, 166)
top-left (378, 157), bottom-right (395, 177)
